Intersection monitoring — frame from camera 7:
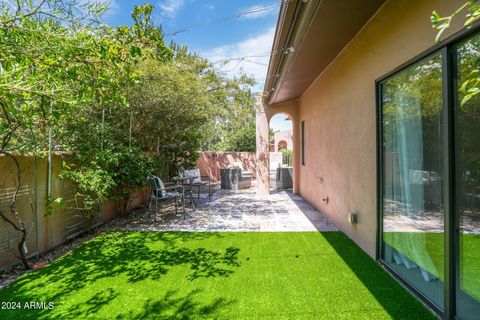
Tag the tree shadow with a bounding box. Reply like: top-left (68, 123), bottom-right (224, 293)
top-left (0, 231), bottom-right (240, 319)
top-left (62, 288), bottom-right (119, 319)
top-left (320, 232), bottom-right (436, 320)
top-left (116, 289), bottom-right (236, 320)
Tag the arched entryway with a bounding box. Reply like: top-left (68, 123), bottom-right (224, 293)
top-left (269, 113), bottom-right (294, 191)
top-left (255, 94), bottom-right (299, 195)
top-left (277, 140), bottom-right (288, 151)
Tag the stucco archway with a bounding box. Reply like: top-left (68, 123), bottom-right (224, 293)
top-left (255, 94), bottom-right (299, 195)
top-left (277, 140), bottom-right (288, 151)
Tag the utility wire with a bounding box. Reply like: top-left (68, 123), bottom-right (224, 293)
top-left (207, 46), bottom-right (294, 79)
top-left (161, 1), bottom-right (295, 80)
top-left (164, 1), bottom-right (288, 37)
top-left (216, 58), bottom-right (268, 73)
top-left (209, 47), bottom-right (294, 66)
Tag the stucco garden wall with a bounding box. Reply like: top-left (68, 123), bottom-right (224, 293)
top-left (0, 154), bottom-right (149, 270)
top-left (197, 152), bottom-right (257, 181)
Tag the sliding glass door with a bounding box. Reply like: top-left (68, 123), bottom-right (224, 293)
top-left (380, 52), bottom-right (445, 310)
top-left (379, 31), bottom-right (480, 319)
top-left (455, 34), bottom-right (480, 320)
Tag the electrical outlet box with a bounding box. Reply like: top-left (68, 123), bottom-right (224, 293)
top-left (348, 212), bottom-right (359, 224)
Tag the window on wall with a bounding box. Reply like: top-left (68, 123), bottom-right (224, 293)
top-left (378, 31), bottom-right (480, 320)
top-left (301, 120), bottom-right (305, 165)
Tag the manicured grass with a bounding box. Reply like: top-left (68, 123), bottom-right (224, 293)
top-left (384, 232), bottom-right (480, 300)
top-left (0, 232), bottom-right (435, 319)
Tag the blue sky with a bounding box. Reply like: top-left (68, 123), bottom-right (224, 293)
top-left (103, 0), bottom-right (289, 131)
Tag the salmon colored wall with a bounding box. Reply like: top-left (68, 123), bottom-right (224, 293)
top-left (197, 152), bottom-right (256, 181)
top-left (0, 154), bottom-right (149, 269)
top-left (270, 0), bottom-right (463, 257)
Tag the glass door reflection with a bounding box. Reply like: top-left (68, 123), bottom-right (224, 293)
top-left (455, 35), bottom-right (480, 320)
top-left (381, 52), bottom-right (445, 309)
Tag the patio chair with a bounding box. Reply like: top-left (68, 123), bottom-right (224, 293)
top-left (179, 168), bottom-right (212, 202)
top-left (228, 162), bottom-right (253, 189)
top-left (232, 161), bottom-right (253, 180)
top-left (147, 175), bottom-right (185, 220)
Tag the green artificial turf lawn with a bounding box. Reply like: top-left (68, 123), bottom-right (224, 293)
top-left (384, 232), bottom-right (480, 301)
top-left (0, 232), bottom-right (435, 320)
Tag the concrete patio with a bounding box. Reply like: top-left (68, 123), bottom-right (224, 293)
top-left (126, 188), bottom-right (338, 232)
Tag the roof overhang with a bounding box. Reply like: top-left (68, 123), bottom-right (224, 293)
top-left (263, 0), bottom-right (386, 106)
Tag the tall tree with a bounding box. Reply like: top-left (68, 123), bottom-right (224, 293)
top-left (0, 1), bottom-right (169, 269)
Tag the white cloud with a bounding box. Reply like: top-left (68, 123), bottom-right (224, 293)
top-left (204, 4), bottom-right (215, 10)
top-left (203, 26), bottom-right (276, 92)
top-left (158, 0), bottom-right (185, 20)
top-left (104, 0), bottom-right (119, 17)
top-left (239, 4), bottom-right (277, 20)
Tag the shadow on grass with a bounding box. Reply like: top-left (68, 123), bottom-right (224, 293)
top-left (56, 288), bottom-right (234, 320)
top-left (35, 287), bottom-right (234, 320)
top-left (65, 287), bottom-right (119, 319)
top-left (0, 232), bottom-right (240, 319)
top-left (116, 289), bottom-right (235, 320)
top-left (320, 232), bottom-right (436, 320)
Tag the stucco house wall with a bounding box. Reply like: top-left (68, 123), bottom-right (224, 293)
top-left (279, 0), bottom-right (462, 257)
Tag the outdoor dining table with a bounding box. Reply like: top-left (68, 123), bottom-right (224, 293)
top-left (173, 175), bottom-right (198, 210)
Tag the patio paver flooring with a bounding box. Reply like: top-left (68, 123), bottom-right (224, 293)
top-left (127, 188), bottom-right (338, 232)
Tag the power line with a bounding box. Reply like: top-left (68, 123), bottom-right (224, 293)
top-left (210, 47), bottom-right (294, 66)
top-left (164, 1), bottom-right (288, 37)
top-left (243, 59), bottom-right (268, 66)
top-left (219, 59), bottom-right (245, 73)
top-left (216, 58), bottom-right (268, 73)
top-left (169, 46), bottom-right (293, 74)
top-left (161, 1), bottom-right (295, 79)
top-left (203, 46), bottom-right (294, 79)
top-left (211, 53), bottom-right (270, 65)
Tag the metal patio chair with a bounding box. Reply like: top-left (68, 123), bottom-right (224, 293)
top-left (147, 175), bottom-right (185, 220)
top-left (179, 168), bottom-right (212, 202)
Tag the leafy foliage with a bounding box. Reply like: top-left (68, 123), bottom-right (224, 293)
top-left (204, 74), bottom-right (256, 152)
top-left (61, 149), bottom-right (154, 216)
top-left (127, 47), bottom-right (257, 175)
top-left (432, 1), bottom-right (480, 41)
top-left (215, 119), bottom-right (256, 152)
top-left (0, 0), bottom-right (170, 268)
top-left (432, 1), bottom-right (480, 104)
top-left (126, 52), bottom-right (214, 175)
top-left (61, 163), bottom-right (115, 216)
top-left (280, 148), bottom-right (293, 166)
top-left (0, 0), bottom-right (257, 270)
